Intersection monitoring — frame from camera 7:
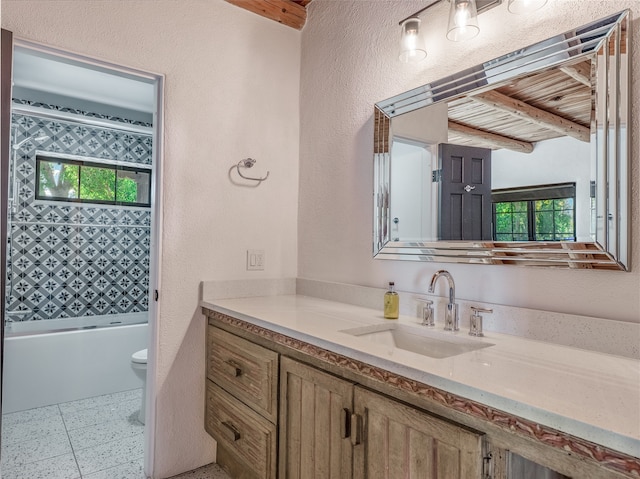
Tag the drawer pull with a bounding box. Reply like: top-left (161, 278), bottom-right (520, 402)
top-left (350, 413), bottom-right (363, 446)
top-left (340, 408), bottom-right (351, 439)
top-left (221, 421), bottom-right (241, 442)
top-left (223, 360), bottom-right (242, 377)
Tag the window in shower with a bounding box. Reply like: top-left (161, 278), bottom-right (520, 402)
top-left (36, 155), bottom-right (151, 207)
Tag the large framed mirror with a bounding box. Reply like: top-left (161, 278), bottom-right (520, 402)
top-left (373, 11), bottom-right (629, 270)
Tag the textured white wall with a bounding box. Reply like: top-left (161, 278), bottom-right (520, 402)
top-left (299, 0), bottom-right (640, 323)
top-left (2, 0), bottom-right (639, 475)
top-left (2, 1), bottom-right (300, 477)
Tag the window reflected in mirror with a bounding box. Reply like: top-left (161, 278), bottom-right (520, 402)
top-left (492, 183), bottom-right (576, 242)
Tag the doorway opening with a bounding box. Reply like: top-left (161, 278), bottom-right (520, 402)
top-left (1, 39), bottom-right (163, 478)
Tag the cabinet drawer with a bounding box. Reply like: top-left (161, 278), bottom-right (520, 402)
top-left (206, 380), bottom-right (277, 479)
top-left (207, 325), bottom-right (279, 422)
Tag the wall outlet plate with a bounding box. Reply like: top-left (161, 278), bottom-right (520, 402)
top-left (247, 249), bottom-right (265, 271)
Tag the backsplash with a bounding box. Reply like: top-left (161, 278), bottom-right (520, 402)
top-left (6, 106), bottom-right (152, 321)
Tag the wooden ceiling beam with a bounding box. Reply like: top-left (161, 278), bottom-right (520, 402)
top-left (225, 0), bottom-right (307, 30)
top-left (471, 90), bottom-right (591, 142)
top-left (448, 121), bottom-right (534, 153)
top-left (560, 63), bottom-right (592, 87)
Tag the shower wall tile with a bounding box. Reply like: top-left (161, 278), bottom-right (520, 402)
top-left (7, 108), bottom-right (152, 322)
top-left (12, 99), bottom-right (153, 128)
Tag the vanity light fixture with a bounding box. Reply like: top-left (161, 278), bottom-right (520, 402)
top-left (399, 17), bottom-right (428, 62)
top-left (446, 0), bottom-right (480, 42)
top-left (507, 0), bottom-right (547, 14)
top-left (398, 0), bottom-right (546, 61)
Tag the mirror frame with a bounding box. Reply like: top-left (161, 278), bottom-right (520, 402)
top-left (373, 11), bottom-right (629, 270)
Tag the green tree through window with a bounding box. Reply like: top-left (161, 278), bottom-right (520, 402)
top-left (37, 161), bottom-right (79, 199)
top-left (492, 184), bottom-right (576, 242)
top-left (116, 177), bottom-right (138, 203)
top-left (80, 165), bottom-right (116, 201)
top-left (36, 155), bottom-right (150, 207)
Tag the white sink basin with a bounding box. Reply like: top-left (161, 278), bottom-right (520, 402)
top-left (340, 322), bottom-right (494, 359)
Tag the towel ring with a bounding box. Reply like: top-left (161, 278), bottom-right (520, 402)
top-left (235, 158), bottom-right (269, 183)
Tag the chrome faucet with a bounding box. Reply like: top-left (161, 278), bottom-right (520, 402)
top-left (428, 270), bottom-right (459, 331)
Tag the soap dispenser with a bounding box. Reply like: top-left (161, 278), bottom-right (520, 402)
top-left (384, 282), bottom-right (399, 319)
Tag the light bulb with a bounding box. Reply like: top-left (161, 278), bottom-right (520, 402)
top-left (508, 0), bottom-right (548, 14)
top-left (447, 0), bottom-right (479, 42)
top-left (454, 4), bottom-right (471, 27)
top-left (399, 18), bottom-right (427, 63)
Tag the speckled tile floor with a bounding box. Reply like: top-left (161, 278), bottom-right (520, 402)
top-left (168, 463), bottom-right (230, 479)
top-left (1, 389), bottom-right (230, 479)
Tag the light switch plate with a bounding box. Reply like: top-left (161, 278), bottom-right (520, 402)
top-left (247, 249), bottom-right (265, 271)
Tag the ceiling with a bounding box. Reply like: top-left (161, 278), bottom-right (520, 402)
top-left (13, 46), bottom-right (156, 115)
top-left (225, 0), bottom-right (593, 154)
top-left (224, 0), bottom-right (312, 30)
top-left (12, 2), bottom-right (319, 115)
top-left (446, 58), bottom-right (593, 153)
top-left (13, 1), bottom-right (593, 145)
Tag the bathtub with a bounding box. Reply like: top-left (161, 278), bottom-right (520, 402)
top-left (2, 313), bottom-right (148, 413)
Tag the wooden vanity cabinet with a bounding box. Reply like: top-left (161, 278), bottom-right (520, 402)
top-left (205, 325), bottom-right (279, 479)
top-left (279, 357), bottom-right (484, 478)
top-left (207, 324), bottom-right (485, 479)
top-left (205, 313), bottom-right (637, 479)
top-left (353, 386), bottom-right (484, 478)
top-left (508, 453), bottom-right (569, 479)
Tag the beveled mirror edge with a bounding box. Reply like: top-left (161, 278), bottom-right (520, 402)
top-left (376, 11), bottom-right (627, 117)
top-left (373, 11), bottom-right (630, 271)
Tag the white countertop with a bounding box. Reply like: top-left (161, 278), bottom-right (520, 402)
top-left (202, 294), bottom-right (640, 458)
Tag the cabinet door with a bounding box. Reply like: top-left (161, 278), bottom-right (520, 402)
top-left (353, 386), bottom-right (484, 479)
top-left (279, 357), bottom-right (354, 479)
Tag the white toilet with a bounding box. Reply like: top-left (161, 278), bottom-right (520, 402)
top-left (131, 349), bottom-right (147, 424)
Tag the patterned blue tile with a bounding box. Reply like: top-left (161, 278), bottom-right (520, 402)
top-left (7, 109), bottom-right (152, 322)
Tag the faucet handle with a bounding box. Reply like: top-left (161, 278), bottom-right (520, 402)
top-left (469, 307), bottom-right (492, 337)
top-left (417, 299), bottom-right (434, 327)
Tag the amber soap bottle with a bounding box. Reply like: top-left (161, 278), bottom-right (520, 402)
top-left (384, 282), bottom-right (399, 319)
